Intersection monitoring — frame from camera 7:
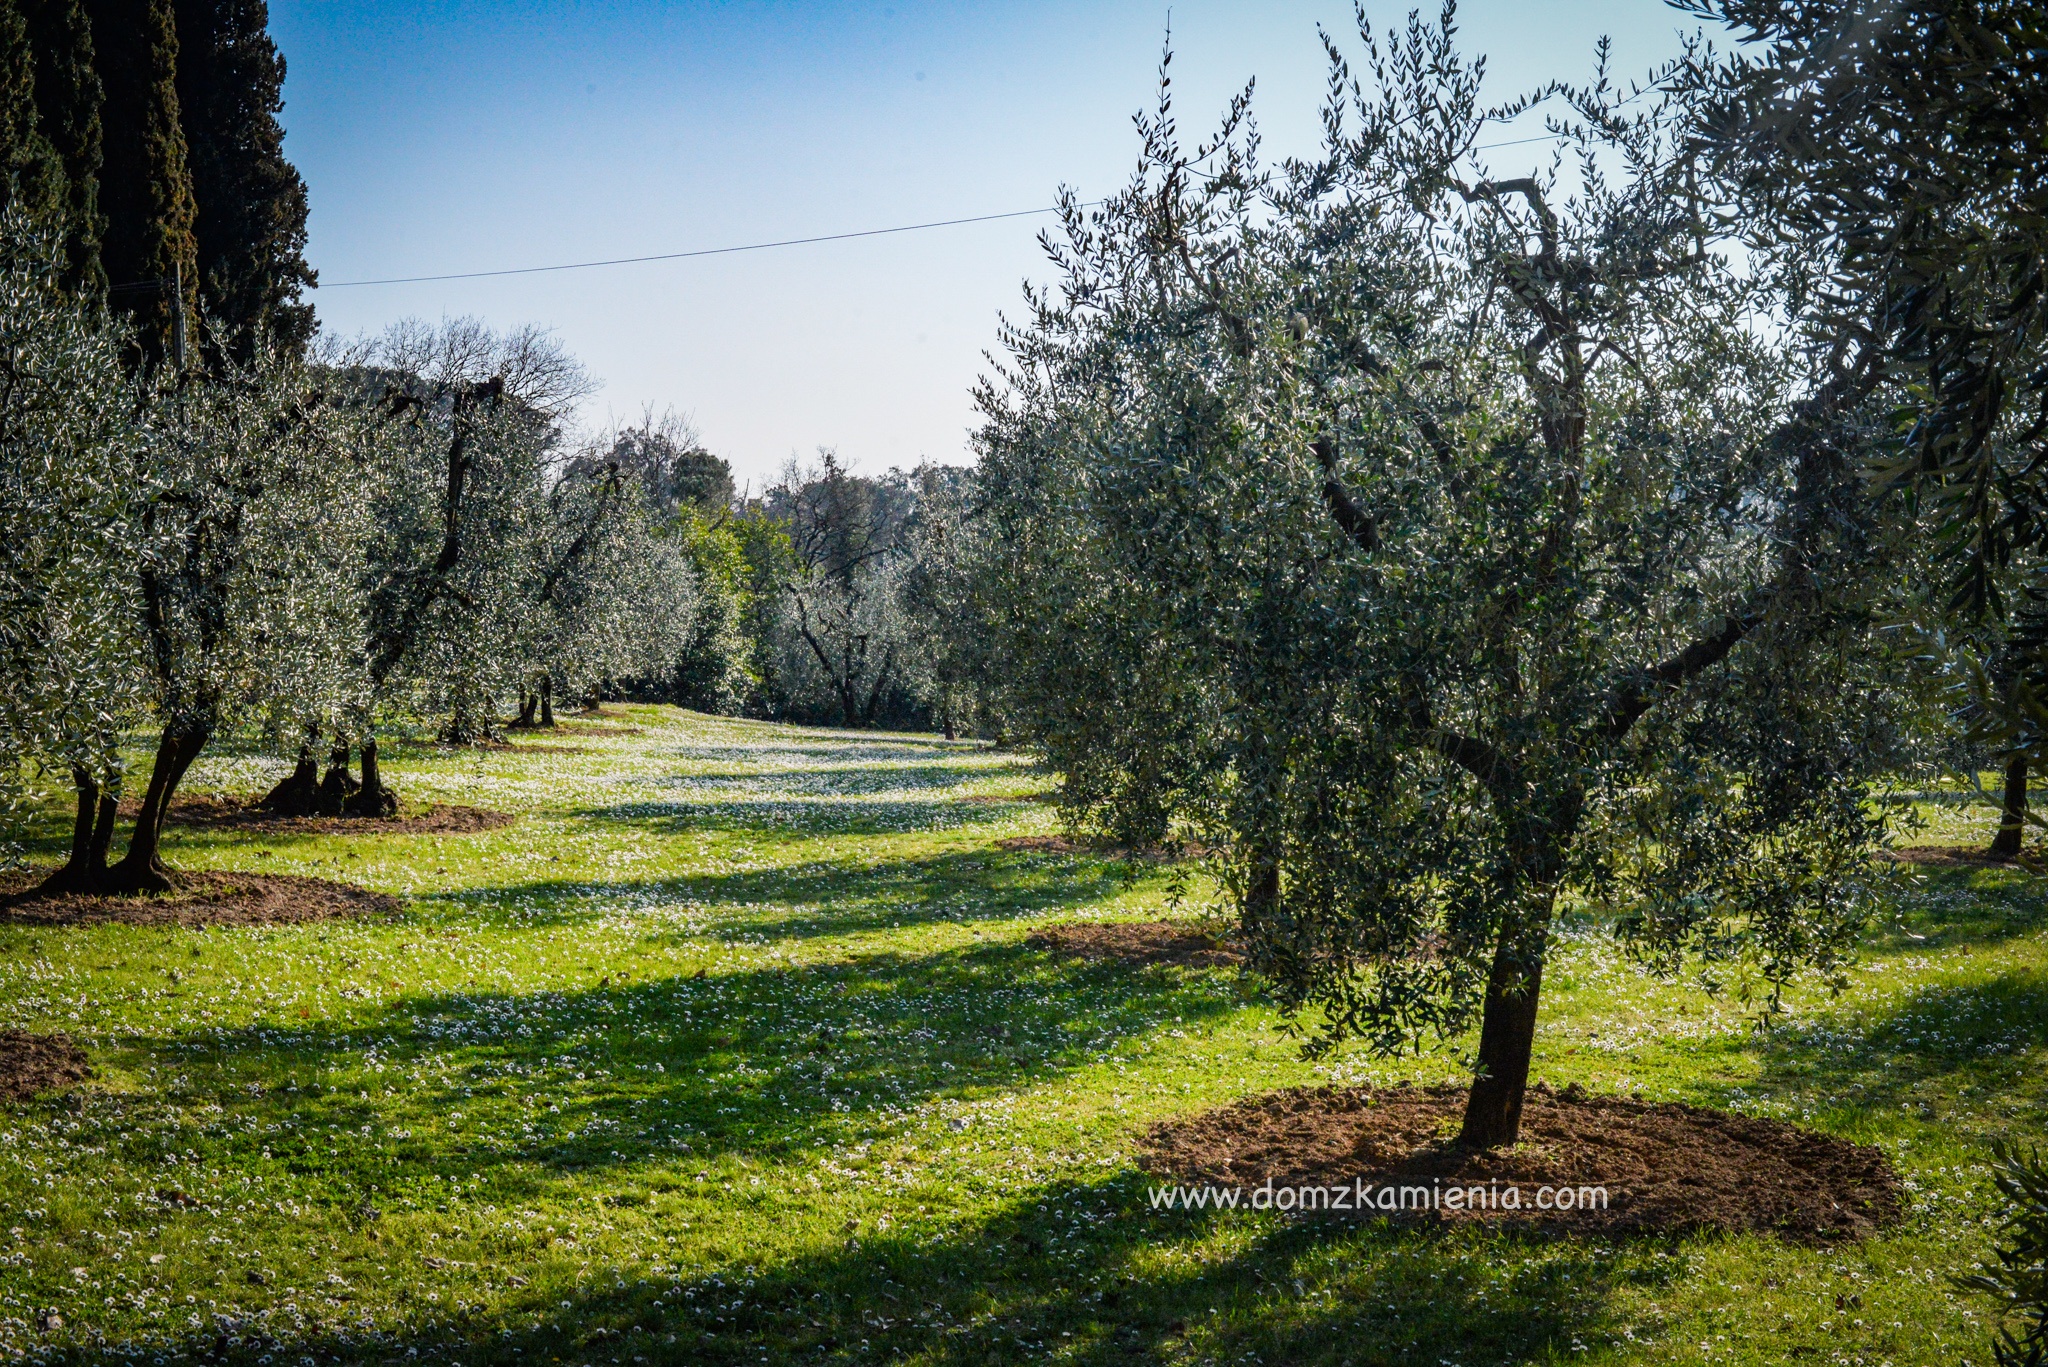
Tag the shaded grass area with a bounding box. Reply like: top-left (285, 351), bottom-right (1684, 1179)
top-left (0, 706), bottom-right (2040, 1364)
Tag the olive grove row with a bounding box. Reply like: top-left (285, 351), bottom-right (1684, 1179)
top-left (0, 222), bottom-right (695, 893)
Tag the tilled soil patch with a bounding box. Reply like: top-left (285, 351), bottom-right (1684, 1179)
top-left (553, 720), bottom-right (645, 736)
top-left (1029, 920), bottom-right (1241, 968)
top-left (0, 1031), bottom-right (91, 1101)
top-left (1139, 1083), bottom-right (1901, 1242)
top-left (124, 794), bottom-right (515, 836)
top-left (0, 869), bottom-right (400, 927)
top-left (997, 836), bottom-right (1198, 862)
top-left (1882, 844), bottom-right (2031, 869)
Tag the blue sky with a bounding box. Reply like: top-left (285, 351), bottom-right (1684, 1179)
top-left (273, 0), bottom-right (1704, 485)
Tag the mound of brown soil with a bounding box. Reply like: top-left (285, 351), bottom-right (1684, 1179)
top-left (1139, 1083), bottom-right (1901, 1242)
top-left (0, 870), bottom-right (400, 927)
top-left (0, 1031), bottom-right (91, 1101)
top-left (555, 720), bottom-right (645, 736)
top-left (129, 794), bottom-right (515, 836)
top-left (999, 835), bottom-right (1100, 854)
top-left (1882, 844), bottom-right (2032, 868)
top-left (997, 835), bottom-right (1196, 862)
top-left (1029, 921), bottom-right (1241, 968)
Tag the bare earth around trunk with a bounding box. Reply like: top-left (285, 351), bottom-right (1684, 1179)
top-left (0, 1031), bottom-right (91, 1100)
top-left (0, 869), bottom-right (400, 927)
top-left (126, 794), bottom-right (516, 836)
top-left (1882, 845), bottom-right (2032, 869)
top-left (998, 837), bottom-right (1198, 863)
top-left (1139, 1083), bottom-right (1902, 1243)
top-left (1029, 921), bottom-right (1242, 968)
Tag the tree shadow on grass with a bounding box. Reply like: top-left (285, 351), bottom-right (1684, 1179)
top-left (654, 762), bottom-right (1034, 796)
top-left (412, 846), bottom-right (1154, 939)
top-left (1731, 968), bottom-right (2048, 1124)
top-left (578, 793), bottom-right (1036, 838)
top-left (110, 940), bottom-right (1242, 1218)
top-left (1868, 862), bottom-right (2048, 953)
top-left (70, 1169), bottom-right (1677, 1366)
top-left (664, 736), bottom-right (992, 766)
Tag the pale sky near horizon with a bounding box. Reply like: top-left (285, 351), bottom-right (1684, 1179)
top-left (272, 0), bottom-right (1703, 486)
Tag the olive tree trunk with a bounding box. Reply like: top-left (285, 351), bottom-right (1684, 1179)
top-left (311, 731), bottom-right (358, 814)
top-left (104, 722), bottom-right (211, 894)
top-left (1990, 756), bottom-right (2028, 859)
top-left (344, 734), bottom-right (397, 817)
top-left (1458, 874), bottom-right (1558, 1150)
top-left (261, 723), bottom-right (324, 814)
top-left (38, 766), bottom-right (119, 894)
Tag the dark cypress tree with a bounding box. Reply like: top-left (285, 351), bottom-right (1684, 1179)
top-left (0, 0), bottom-right (66, 227)
top-left (174, 0), bottom-right (311, 360)
top-left (85, 0), bottom-right (196, 365)
top-left (22, 0), bottom-right (103, 294)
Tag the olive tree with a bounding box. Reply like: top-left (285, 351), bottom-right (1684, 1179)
top-left (284, 319), bottom-right (591, 813)
top-left (0, 218), bottom-right (154, 874)
top-left (900, 463), bottom-right (987, 740)
top-left (765, 452), bottom-right (920, 728)
top-left (971, 12), bottom-right (1911, 1146)
top-left (37, 350), bottom-right (365, 893)
top-left (1677, 0), bottom-right (2048, 852)
top-left (515, 454), bottom-right (699, 726)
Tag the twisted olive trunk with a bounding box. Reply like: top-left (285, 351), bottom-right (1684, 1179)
top-left (59, 767), bottom-right (99, 883)
top-left (261, 723), bottom-right (324, 815)
top-left (105, 722), bottom-right (211, 894)
top-left (1990, 756), bottom-right (2028, 859)
top-left (38, 766), bottom-right (120, 894)
top-left (344, 735), bottom-right (397, 817)
top-left (312, 731), bottom-right (359, 814)
top-left (539, 675), bottom-right (555, 728)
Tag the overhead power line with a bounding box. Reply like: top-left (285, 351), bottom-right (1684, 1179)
top-left (306, 130), bottom-right (1572, 291)
top-left (311, 205), bottom-right (1086, 289)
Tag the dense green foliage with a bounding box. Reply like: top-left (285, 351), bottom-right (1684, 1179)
top-left (1677, 0), bottom-right (2048, 848)
top-left (174, 0), bottom-right (314, 358)
top-left (21, 0), bottom-right (102, 294)
top-left (1682, 0), bottom-right (2048, 610)
top-left (88, 0), bottom-right (197, 362)
top-left (1961, 1142), bottom-right (2048, 1367)
top-left (0, 0), bottom-right (310, 357)
top-left (4, 0), bottom-right (2046, 1356)
top-left (0, 1), bottom-right (65, 226)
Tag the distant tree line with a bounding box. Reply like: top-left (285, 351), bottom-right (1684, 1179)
top-left (595, 427), bottom-right (986, 737)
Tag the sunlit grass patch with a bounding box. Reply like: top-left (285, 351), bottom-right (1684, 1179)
top-left (0, 705), bottom-right (2037, 1364)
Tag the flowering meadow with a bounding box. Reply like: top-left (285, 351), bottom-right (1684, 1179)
top-left (0, 706), bottom-right (2041, 1365)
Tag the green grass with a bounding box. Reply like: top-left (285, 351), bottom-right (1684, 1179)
top-left (1, 705), bottom-right (2043, 1365)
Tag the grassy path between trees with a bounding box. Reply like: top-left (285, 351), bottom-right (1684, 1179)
top-left (0, 705), bottom-right (2042, 1365)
